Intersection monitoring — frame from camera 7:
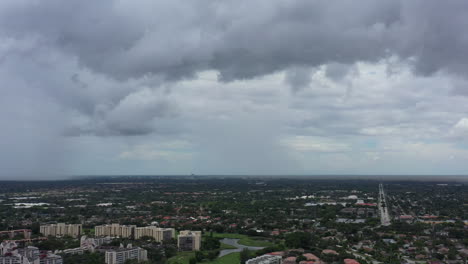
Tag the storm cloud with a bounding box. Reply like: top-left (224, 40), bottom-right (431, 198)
top-left (1, 0), bottom-right (468, 178)
top-left (2, 1), bottom-right (468, 81)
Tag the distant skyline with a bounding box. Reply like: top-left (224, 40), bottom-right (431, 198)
top-left (1, 1), bottom-right (468, 179)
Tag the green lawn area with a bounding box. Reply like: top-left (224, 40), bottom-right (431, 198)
top-left (168, 251), bottom-right (195, 264)
top-left (212, 233), bottom-right (274, 247)
top-left (169, 251), bottom-right (239, 264)
top-left (238, 237), bottom-right (274, 247)
top-left (204, 252), bottom-right (240, 264)
top-left (220, 243), bottom-right (237, 250)
top-left (212, 233), bottom-right (246, 239)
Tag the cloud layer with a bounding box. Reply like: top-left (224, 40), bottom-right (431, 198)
top-left (1, 0), bottom-right (468, 178)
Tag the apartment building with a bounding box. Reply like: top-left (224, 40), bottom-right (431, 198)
top-left (95, 224), bottom-right (136, 238)
top-left (104, 245), bottom-right (147, 264)
top-left (38, 253), bottom-right (63, 264)
top-left (246, 255), bottom-right (283, 264)
top-left (177, 230), bottom-right (201, 251)
top-left (80, 236), bottom-right (112, 252)
top-left (134, 227), bottom-right (175, 242)
top-left (0, 241), bottom-right (63, 264)
top-left (39, 223), bottom-right (82, 238)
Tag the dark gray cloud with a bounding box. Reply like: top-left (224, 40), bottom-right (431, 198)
top-left (284, 67), bottom-right (314, 92)
top-left (1, 0), bottom-right (468, 83)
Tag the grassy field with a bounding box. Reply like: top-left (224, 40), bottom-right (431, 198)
top-left (169, 252), bottom-right (239, 264)
top-left (212, 233), bottom-right (246, 239)
top-left (168, 251), bottom-right (195, 264)
top-left (238, 237), bottom-right (274, 247)
top-left (212, 233), bottom-right (274, 247)
top-left (220, 243), bottom-right (237, 250)
top-left (204, 252), bottom-right (240, 264)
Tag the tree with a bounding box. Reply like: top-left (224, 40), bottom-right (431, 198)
top-left (195, 251), bottom-right (204, 262)
top-left (240, 248), bottom-right (252, 264)
top-left (31, 222), bottom-right (40, 235)
top-left (285, 232), bottom-right (312, 249)
top-left (296, 255), bottom-right (306, 263)
top-left (202, 237), bottom-right (220, 250)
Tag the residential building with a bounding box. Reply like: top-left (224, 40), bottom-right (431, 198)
top-left (95, 224), bottom-right (136, 238)
top-left (104, 244), bottom-right (147, 264)
top-left (343, 259), bottom-right (360, 264)
top-left (283, 257), bottom-right (296, 264)
top-left (134, 227), bottom-right (175, 242)
top-left (38, 253), bottom-right (63, 264)
top-left (246, 255), bottom-right (283, 264)
top-left (40, 223), bottom-right (82, 238)
top-left (62, 248), bottom-right (84, 255)
top-left (178, 231), bottom-right (201, 251)
top-left (0, 242), bottom-right (62, 264)
top-left (80, 236), bottom-right (113, 252)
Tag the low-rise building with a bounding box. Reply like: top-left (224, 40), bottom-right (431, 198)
top-left (104, 244), bottom-right (147, 264)
top-left (283, 257), bottom-right (296, 264)
top-left (80, 236), bottom-right (113, 252)
top-left (343, 259), bottom-right (360, 264)
top-left (246, 255), bottom-right (282, 264)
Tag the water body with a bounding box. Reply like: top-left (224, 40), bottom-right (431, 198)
top-left (218, 238), bottom-right (265, 257)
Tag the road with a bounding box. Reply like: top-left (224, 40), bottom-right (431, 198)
top-left (378, 183), bottom-right (391, 226)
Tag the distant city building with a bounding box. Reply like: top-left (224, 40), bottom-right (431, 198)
top-left (246, 255), bottom-right (282, 264)
top-left (104, 244), bottom-right (147, 264)
top-left (134, 227), bottom-right (175, 242)
top-left (95, 224), bottom-right (136, 238)
top-left (40, 223), bottom-right (82, 238)
top-left (0, 241), bottom-right (63, 264)
top-left (177, 231), bottom-right (201, 251)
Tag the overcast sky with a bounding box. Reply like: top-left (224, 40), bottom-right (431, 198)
top-left (1, 0), bottom-right (468, 179)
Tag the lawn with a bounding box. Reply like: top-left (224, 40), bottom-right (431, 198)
top-left (212, 233), bottom-right (274, 247)
top-left (238, 237), bottom-right (274, 247)
top-left (169, 251), bottom-right (239, 264)
top-left (212, 233), bottom-right (246, 239)
top-left (204, 252), bottom-right (240, 264)
top-left (220, 243), bottom-right (237, 250)
top-left (168, 251), bottom-right (195, 264)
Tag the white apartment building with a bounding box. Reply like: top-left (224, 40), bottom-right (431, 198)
top-left (38, 253), bottom-right (63, 264)
top-left (40, 223), bottom-right (82, 238)
top-left (246, 255), bottom-right (283, 264)
top-left (177, 231), bottom-right (201, 251)
top-left (134, 227), bottom-right (175, 242)
top-left (0, 242), bottom-right (63, 264)
top-left (80, 236), bottom-right (112, 252)
top-left (105, 245), bottom-right (147, 264)
top-left (95, 224), bottom-right (136, 238)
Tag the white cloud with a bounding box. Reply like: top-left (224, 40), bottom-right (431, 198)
top-left (119, 144), bottom-right (193, 161)
top-left (283, 136), bottom-right (350, 153)
top-left (454, 117), bottom-right (468, 130)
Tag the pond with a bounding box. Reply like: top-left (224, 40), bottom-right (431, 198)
top-left (218, 238), bottom-right (265, 257)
